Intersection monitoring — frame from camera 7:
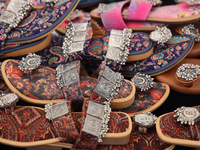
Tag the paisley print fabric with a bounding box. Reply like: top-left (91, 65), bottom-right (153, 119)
top-left (159, 106), bottom-right (200, 141)
top-left (97, 123), bottom-right (172, 150)
top-left (80, 76), bottom-right (132, 99)
top-left (5, 60), bottom-right (65, 100)
top-left (0, 106), bottom-right (58, 142)
top-left (117, 82), bottom-right (167, 114)
top-left (72, 112), bottom-right (129, 133)
top-left (3, 60), bottom-right (132, 102)
top-left (7, 0), bottom-right (73, 39)
top-left (51, 101), bottom-right (79, 144)
top-left (122, 35), bottom-right (194, 75)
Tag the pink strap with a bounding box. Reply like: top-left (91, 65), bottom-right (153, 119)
top-left (125, 0), bottom-right (153, 21)
top-left (100, 1), bottom-right (128, 30)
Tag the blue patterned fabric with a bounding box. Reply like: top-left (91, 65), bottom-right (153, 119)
top-left (4, 0), bottom-right (77, 44)
top-left (121, 34), bottom-right (194, 76)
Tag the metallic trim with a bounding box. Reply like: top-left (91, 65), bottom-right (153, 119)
top-left (181, 24), bottom-right (200, 42)
top-left (174, 106), bottom-right (200, 125)
top-left (149, 26), bottom-right (172, 44)
top-left (176, 63), bottom-right (200, 81)
top-left (0, 93), bottom-right (18, 108)
top-left (106, 28), bottom-right (132, 65)
top-left (82, 100), bottom-right (111, 142)
top-left (45, 101), bottom-right (69, 121)
top-left (18, 53), bottom-right (41, 74)
top-left (62, 22), bottom-right (88, 59)
top-left (131, 73), bottom-right (154, 91)
top-left (133, 112), bottom-right (157, 128)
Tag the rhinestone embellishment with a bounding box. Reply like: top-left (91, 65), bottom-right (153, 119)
top-left (181, 24), bottom-right (200, 42)
top-left (62, 22), bottom-right (88, 59)
top-left (82, 100), bottom-right (111, 142)
top-left (176, 64), bottom-right (200, 81)
top-left (0, 93), bottom-right (18, 108)
top-left (133, 112), bottom-right (157, 127)
top-left (18, 53), bottom-right (41, 73)
top-left (131, 73), bottom-right (154, 91)
top-left (45, 101), bottom-right (69, 121)
top-left (106, 28), bottom-right (132, 65)
top-left (174, 106), bottom-right (200, 125)
top-left (150, 26), bottom-right (172, 44)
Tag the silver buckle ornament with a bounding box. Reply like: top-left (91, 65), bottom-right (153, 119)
top-left (146, 0), bottom-right (162, 5)
top-left (176, 63), bottom-right (200, 81)
top-left (150, 26), bottom-right (172, 44)
top-left (131, 73), bottom-right (154, 91)
top-left (18, 53), bottom-right (41, 74)
top-left (45, 101), bottom-right (69, 121)
top-left (56, 62), bottom-right (79, 89)
top-left (175, 0), bottom-right (200, 5)
top-left (93, 66), bottom-right (124, 102)
top-left (97, 3), bottom-right (117, 14)
top-left (133, 112), bottom-right (157, 128)
top-left (82, 100), bottom-right (111, 142)
top-left (106, 28), bottom-right (132, 65)
top-left (0, 93), bottom-right (18, 108)
top-left (62, 22), bottom-right (88, 59)
top-left (174, 106), bottom-right (200, 125)
top-left (181, 24), bottom-right (200, 42)
top-left (0, 0), bottom-right (33, 28)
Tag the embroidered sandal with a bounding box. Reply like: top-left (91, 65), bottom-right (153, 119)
top-left (1, 0), bottom-right (78, 46)
top-left (115, 73), bottom-right (170, 117)
top-left (156, 105), bottom-right (200, 148)
top-left (19, 20), bottom-right (154, 69)
top-left (1, 58), bottom-right (135, 109)
top-left (0, 91), bottom-right (132, 149)
top-left (120, 27), bottom-right (194, 77)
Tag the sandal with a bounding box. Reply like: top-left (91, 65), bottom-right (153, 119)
top-left (155, 58), bottom-right (200, 94)
top-left (156, 105), bottom-right (200, 148)
top-left (115, 73), bottom-right (170, 117)
top-left (1, 57), bottom-right (135, 109)
top-left (45, 112), bottom-right (175, 150)
top-left (21, 20), bottom-right (154, 68)
top-left (90, 1), bottom-right (167, 31)
top-left (0, 91), bottom-right (132, 149)
top-left (1, 0), bottom-right (78, 45)
top-left (176, 23), bottom-right (200, 58)
top-left (91, 0), bottom-right (200, 29)
top-left (0, 35), bottom-right (51, 58)
top-left (120, 28), bottom-right (194, 76)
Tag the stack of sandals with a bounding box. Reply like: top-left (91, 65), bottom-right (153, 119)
top-left (1, 0), bottom-right (200, 150)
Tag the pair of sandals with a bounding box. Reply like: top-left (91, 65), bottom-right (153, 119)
top-left (0, 54), bottom-right (171, 149)
top-left (8, 19), bottom-right (194, 79)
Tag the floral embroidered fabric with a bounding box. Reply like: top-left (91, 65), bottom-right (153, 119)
top-left (122, 35), bottom-right (194, 75)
